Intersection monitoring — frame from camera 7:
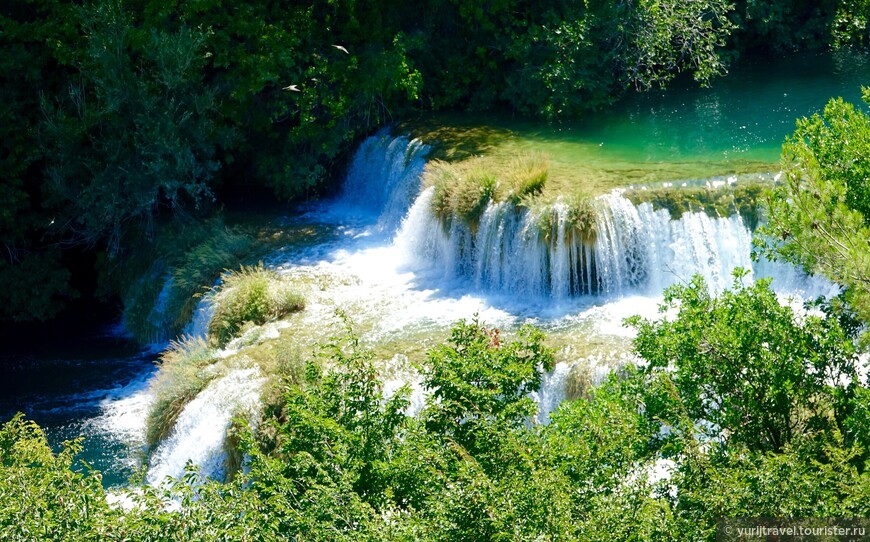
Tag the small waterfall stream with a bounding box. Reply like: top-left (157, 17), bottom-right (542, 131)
top-left (146, 367), bottom-right (265, 485)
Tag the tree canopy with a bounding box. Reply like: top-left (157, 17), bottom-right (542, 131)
top-left (762, 88), bottom-right (870, 324)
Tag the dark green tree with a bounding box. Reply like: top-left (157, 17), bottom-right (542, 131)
top-left (41, 0), bottom-right (226, 254)
top-left (627, 270), bottom-right (862, 453)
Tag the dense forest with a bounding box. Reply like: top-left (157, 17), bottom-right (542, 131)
top-left (5, 1), bottom-right (870, 541)
top-left (2, 0), bottom-right (869, 323)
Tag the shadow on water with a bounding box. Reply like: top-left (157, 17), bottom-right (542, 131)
top-left (0, 315), bottom-right (157, 487)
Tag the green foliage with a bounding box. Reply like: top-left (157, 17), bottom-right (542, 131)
top-left (503, 0), bottom-right (735, 118)
top-left (627, 270), bottom-right (862, 454)
top-left (4, 309), bottom-right (870, 539)
top-left (0, 415), bottom-right (115, 541)
top-left (40, 0), bottom-right (226, 254)
top-left (251, 323), bottom-right (409, 518)
top-left (731, 0), bottom-right (870, 52)
top-left (761, 88), bottom-right (870, 323)
top-left (208, 265), bottom-right (305, 347)
top-left (422, 319), bottom-right (554, 454)
top-left (832, 0), bottom-right (870, 47)
top-left (0, 250), bottom-right (76, 322)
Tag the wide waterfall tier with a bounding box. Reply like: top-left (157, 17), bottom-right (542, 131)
top-left (397, 189), bottom-right (777, 299)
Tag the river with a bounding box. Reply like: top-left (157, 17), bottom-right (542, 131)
top-left (3, 49), bottom-right (865, 487)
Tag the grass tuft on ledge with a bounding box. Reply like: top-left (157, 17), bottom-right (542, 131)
top-left (146, 336), bottom-right (217, 447)
top-left (425, 153), bottom-right (550, 228)
top-left (208, 264), bottom-right (305, 347)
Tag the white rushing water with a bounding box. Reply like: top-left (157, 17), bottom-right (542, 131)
top-left (397, 188), bottom-right (832, 301)
top-left (94, 130), bottom-right (835, 484)
top-left (146, 367), bottom-right (265, 485)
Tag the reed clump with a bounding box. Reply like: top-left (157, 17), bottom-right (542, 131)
top-left (566, 194), bottom-right (599, 245)
top-left (504, 152), bottom-right (549, 204)
top-left (208, 264), bottom-right (305, 347)
top-left (535, 194), bottom-right (599, 245)
top-left (146, 336), bottom-right (217, 447)
top-left (427, 159), bottom-right (497, 226)
top-left (425, 153), bottom-right (550, 228)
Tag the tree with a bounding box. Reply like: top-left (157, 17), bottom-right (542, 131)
top-left (421, 319), bottom-right (554, 455)
top-left (40, 0), bottom-right (225, 254)
top-left (626, 270), bottom-right (862, 453)
top-left (761, 88), bottom-right (870, 323)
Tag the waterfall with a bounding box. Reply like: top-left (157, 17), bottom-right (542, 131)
top-left (395, 187), bottom-right (828, 300)
top-left (332, 129), bottom-right (430, 233)
top-left (146, 367), bottom-right (265, 485)
top-left (129, 132), bottom-right (832, 485)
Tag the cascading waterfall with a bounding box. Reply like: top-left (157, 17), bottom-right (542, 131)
top-left (333, 129), bottom-right (430, 232)
top-left (101, 132), bottom-right (833, 486)
top-left (146, 367), bottom-right (265, 485)
top-left (396, 186), bottom-right (825, 300)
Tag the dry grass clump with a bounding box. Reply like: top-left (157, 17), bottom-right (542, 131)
top-left (426, 159), bottom-right (497, 226)
top-left (504, 152), bottom-right (549, 204)
top-left (534, 194), bottom-right (599, 245)
top-left (208, 264), bottom-right (305, 347)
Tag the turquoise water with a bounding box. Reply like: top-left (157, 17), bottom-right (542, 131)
top-left (415, 50), bottom-right (870, 192)
top-left (565, 49), bottom-right (869, 162)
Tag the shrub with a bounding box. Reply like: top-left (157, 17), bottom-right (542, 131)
top-left (208, 265), bottom-right (305, 347)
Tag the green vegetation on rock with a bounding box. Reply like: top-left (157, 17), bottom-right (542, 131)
top-left (146, 336), bottom-right (217, 447)
top-left (425, 153), bottom-right (552, 228)
top-left (626, 182), bottom-right (766, 229)
top-left (207, 265), bottom-right (305, 347)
